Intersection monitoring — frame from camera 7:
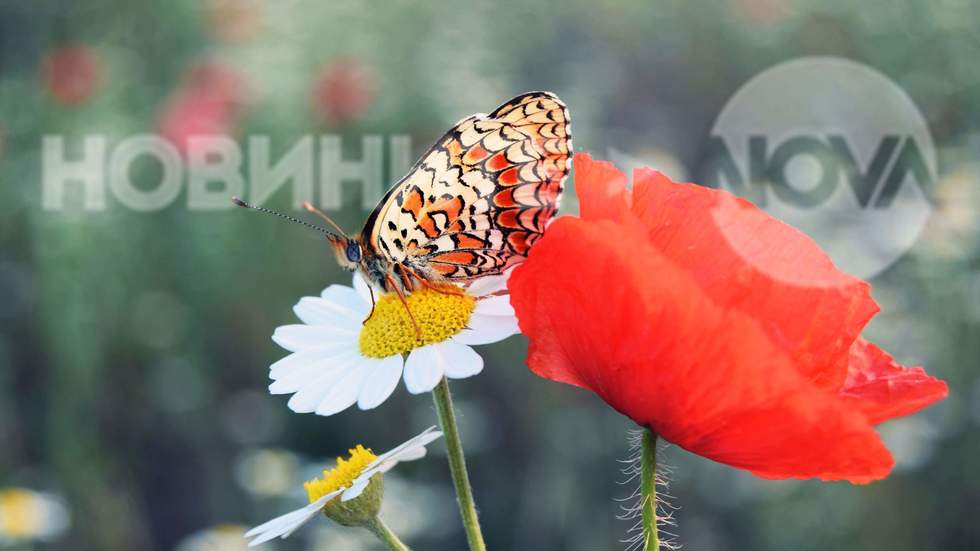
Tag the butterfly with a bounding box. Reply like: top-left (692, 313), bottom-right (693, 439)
top-left (236, 91), bottom-right (571, 316)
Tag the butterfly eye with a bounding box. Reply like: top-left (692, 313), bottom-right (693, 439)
top-left (346, 241), bottom-right (362, 263)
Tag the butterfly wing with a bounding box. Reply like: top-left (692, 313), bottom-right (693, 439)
top-left (362, 91), bottom-right (572, 283)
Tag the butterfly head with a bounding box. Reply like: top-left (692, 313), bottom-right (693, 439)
top-left (326, 234), bottom-right (363, 272)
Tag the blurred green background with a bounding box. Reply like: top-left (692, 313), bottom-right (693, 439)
top-left (0, 1), bottom-right (977, 550)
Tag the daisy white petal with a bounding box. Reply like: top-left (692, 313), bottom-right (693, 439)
top-left (350, 427), bottom-right (442, 485)
top-left (473, 294), bottom-right (515, 317)
top-left (452, 316), bottom-right (519, 345)
top-left (245, 491), bottom-right (339, 546)
top-left (245, 501), bottom-right (317, 539)
top-left (383, 443), bottom-right (427, 465)
top-left (285, 352), bottom-right (362, 413)
top-left (357, 355), bottom-right (404, 410)
top-left (269, 346), bottom-right (357, 392)
top-left (280, 515), bottom-right (317, 539)
top-left (270, 344), bottom-right (351, 379)
top-left (368, 426), bottom-right (442, 467)
top-left (438, 341), bottom-right (484, 379)
top-left (403, 345), bottom-right (447, 394)
top-left (294, 296), bottom-right (361, 327)
top-left (272, 324), bottom-right (357, 352)
top-left (316, 357), bottom-right (372, 416)
top-left (466, 313), bottom-right (519, 338)
top-left (465, 271), bottom-right (511, 297)
top-left (314, 363), bottom-right (372, 416)
top-left (452, 329), bottom-right (500, 346)
top-left (320, 285), bottom-right (371, 319)
top-left (339, 479), bottom-right (371, 502)
top-left (354, 441), bottom-right (434, 486)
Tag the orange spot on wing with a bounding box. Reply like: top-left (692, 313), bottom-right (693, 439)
top-left (431, 263), bottom-right (457, 275)
top-left (464, 144), bottom-right (489, 164)
top-left (499, 167), bottom-right (519, 186)
top-left (493, 188), bottom-right (517, 208)
top-left (402, 188), bottom-right (423, 218)
top-left (507, 231), bottom-right (530, 254)
top-left (442, 196), bottom-right (464, 219)
top-left (488, 152), bottom-right (510, 171)
top-left (456, 234), bottom-right (485, 248)
top-left (418, 215), bottom-right (438, 238)
top-left (433, 251), bottom-right (477, 265)
top-left (496, 209), bottom-right (521, 229)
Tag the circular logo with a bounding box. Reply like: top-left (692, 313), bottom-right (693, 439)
top-left (707, 56), bottom-right (935, 280)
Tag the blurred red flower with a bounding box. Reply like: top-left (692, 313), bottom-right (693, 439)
top-left (311, 57), bottom-right (377, 125)
top-left (158, 60), bottom-right (248, 155)
top-left (509, 154), bottom-right (948, 483)
top-left (41, 45), bottom-right (102, 106)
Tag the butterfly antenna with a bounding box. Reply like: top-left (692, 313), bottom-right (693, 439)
top-left (231, 197), bottom-right (337, 237)
top-left (303, 201), bottom-right (348, 236)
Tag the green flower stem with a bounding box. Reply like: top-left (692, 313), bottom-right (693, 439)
top-left (365, 516), bottom-right (411, 551)
top-left (432, 377), bottom-right (487, 551)
top-left (640, 429), bottom-right (660, 551)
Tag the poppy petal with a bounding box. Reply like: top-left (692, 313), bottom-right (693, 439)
top-left (573, 154), bottom-right (632, 222)
top-left (841, 337), bottom-right (949, 425)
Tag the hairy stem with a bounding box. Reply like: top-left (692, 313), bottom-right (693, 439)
top-left (432, 377), bottom-right (487, 551)
top-left (365, 516), bottom-right (411, 551)
top-left (641, 429), bottom-right (660, 551)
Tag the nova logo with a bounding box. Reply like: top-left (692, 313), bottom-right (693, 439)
top-left (706, 57), bottom-right (935, 280)
top-left (706, 134), bottom-right (933, 210)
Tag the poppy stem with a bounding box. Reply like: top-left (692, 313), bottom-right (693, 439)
top-left (432, 377), bottom-right (487, 551)
top-left (365, 516), bottom-right (411, 551)
top-left (641, 429), bottom-right (660, 551)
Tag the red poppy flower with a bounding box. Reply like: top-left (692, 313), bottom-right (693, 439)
top-left (509, 153), bottom-right (948, 483)
top-left (41, 45), bottom-right (102, 106)
top-left (158, 60), bottom-right (248, 155)
top-left (311, 57), bottom-right (377, 125)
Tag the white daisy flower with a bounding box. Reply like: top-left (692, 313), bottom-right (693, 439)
top-left (244, 427), bottom-right (442, 547)
top-left (269, 272), bottom-right (518, 416)
top-left (0, 488), bottom-right (70, 545)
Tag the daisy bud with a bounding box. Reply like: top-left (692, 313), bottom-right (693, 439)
top-left (321, 473), bottom-right (383, 527)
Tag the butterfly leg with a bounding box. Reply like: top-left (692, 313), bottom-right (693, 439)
top-left (385, 273), bottom-right (422, 340)
top-left (362, 284), bottom-right (377, 325)
top-left (397, 264), bottom-right (416, 292)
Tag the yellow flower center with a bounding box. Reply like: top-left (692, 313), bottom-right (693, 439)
top-left (304, 445), bottom-right (378, 504)
top-left (0, 489), bottom-right (40, 538)
top-left (359, 287), bottom-right (476, 358)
